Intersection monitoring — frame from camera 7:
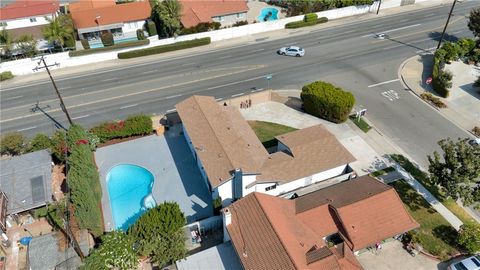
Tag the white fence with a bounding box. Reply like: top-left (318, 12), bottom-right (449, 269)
top-left (0, 1), bottom-right (393, 76)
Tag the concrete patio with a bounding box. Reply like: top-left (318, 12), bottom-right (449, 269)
top-left (95, 125), bottom-right (213, 231)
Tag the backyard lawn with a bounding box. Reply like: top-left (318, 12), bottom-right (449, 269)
top-left (390, 180), bottom-right (461, 260)
top-left (248, 121), bottom-right (297, 148)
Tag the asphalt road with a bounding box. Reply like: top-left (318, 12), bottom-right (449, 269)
top-left (1, 1), bottom-right (478, 167)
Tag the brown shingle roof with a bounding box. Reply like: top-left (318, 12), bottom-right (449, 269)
top-left (227, 176), bottom-right (418, 269)
top-left (70, 0), bottom-right (151, 29)
top-left (257, 125), bottom-right (355, 183)
top-left (179, 0), bottom-right (249, 28)
top-left (176, 96), bottom-right (269, 188)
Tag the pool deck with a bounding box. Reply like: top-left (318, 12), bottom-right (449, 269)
top-left (95, 125), bottom-right (213, 231)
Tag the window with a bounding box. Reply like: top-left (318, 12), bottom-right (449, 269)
top-left (134, 22), bottom-right (138, 28)
top-left (0, 21), bottom-right (7, 27)
top-left (236, 13), bottom-right (244, 19)
top-left (29, 17), bottom-right (37, 22)
top-left (453, 262), bottom-right (468, 270)
top-left (218, 16), bottom-right (225, 22)
top-left (265, 184), bottom-right (277, 191)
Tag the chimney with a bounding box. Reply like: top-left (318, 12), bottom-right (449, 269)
top-left (222, 207), bottom-right (232, 242)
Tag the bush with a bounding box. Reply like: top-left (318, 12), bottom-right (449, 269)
top-left (457, 38), bottom-right (476, 58)
top-left (28, 133), bottom-right (52, 152)
top-left (420, 92), bottom-right (447, 108)
top-left (301, 81), bottom-right (355, 123)
top-left (118, 37), bottom-right (211, 59)
top-left (458, 223), bottom-right (480, 253)
top-left (180, 22), bottom-right (220, 35)
top-left (0, 71), bottom-right (14, 81)
top-left (147, 20), bottom-right (157, 36)
top-left (0, 132), bottom-right (25, 156)
top-left (232, 20), bottom-right (248, 27)
top-left (304, 13), bottom-right (318, 22)
top-left (90, 114), bottom-right (152, 143)
top-left (285, 16), bottom-right (328, 29)
top-left (50, 130), bottom-right (67, 162)
top-left (69, 39), bottom-right (149, 57)
top-left (136, 29), bottom-right (146, 40)
top-left (101, 32), bottom-right (114, 47)
top-left (80, 39), bottom-right (90, 50)
top-left (442, 42), bottom-right (460, 63)
top-left (432, 49), bottom-right (452, 98)
top-left (473, 126), bottom-right (480, 137)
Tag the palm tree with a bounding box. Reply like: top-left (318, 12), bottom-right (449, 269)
top-left (152, 0), bottom-right (182, 38)
top-left (42, 14), bottom-right (74, 50)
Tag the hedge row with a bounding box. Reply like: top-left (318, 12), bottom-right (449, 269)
top-left (301, 81), bottom-right (355, 123)
top-left (118, 37), bottom-right (211, 59)
top-left (90, 114), bottom-right (152, 143)
top-left (285, 16), bottom-right (328, 29)
top-left (66, 124), bottom-right (103, 237)
top-left (69, 39), bottom-right (150, 57)
top-left (0, 71), bottom-right (14, 81)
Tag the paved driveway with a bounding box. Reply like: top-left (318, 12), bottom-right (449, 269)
top-left (357, 241), bottom-right (439, 270)
top-left (95, 125), bottom-right (213, 231)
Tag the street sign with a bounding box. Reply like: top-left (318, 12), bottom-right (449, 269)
top-left (426, 77), bottom-right (432, 85)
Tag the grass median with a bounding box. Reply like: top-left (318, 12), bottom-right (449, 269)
top-left (349, 115), bottom-right (371, 133)
top-left (118, 37), bottom-right (211, 59)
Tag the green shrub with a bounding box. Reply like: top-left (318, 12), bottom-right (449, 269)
top-left (317, 17), bottom-right (328, 24)
top-left (118, 37), bottom-right (211, 59)
top-left (180, 22), bottom-right (220, 35)
top-left (90, 114), bottom-right (152, 143)
top-left (0, 71), bottom-right (14, 81)
top-left (233, 20), bottom-right (248, 27)
top-left (136, 29), bottom-right (146, 40)
top-left (147, 21), bottom-right (157, 36)
top-left (0, 132), bottom-right (25, 156)
top-left (285, 16), bottom-right (327, 29)
top-left (304, 13), bottom-right (318, 22)
top-left (28, 133), bottom-right (52, 152)
top-left (69, 39), bottom-right (149, 57)
top-left (442, 42), bottom-right (460, 63)
top-left (420, 92), bottom-right (447, 108)
top-left (457, 38), bottom-right (476, 58)
top-left (101, 32), bottom-right (114, 47)
top-left (301, 81), bottom-right (355, 123)
top-left (472, 126), bottom-right (480, 137)
top-left (432, 48), bottom-right (452, 98)
top-left (50, 130), bottom-right (67, 162)
top-left (80, 39), bottom-right (90, 50)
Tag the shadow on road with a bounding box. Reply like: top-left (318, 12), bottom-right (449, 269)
top-left (30, 103), bottom-right (67, 130)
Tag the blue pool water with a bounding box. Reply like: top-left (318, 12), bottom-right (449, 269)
top-left (107, 164), bottom-right (156, 230)
top-left (257, 7), bottom-right (279, 22)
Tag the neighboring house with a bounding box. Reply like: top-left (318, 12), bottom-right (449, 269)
top-left (176, 241), bottom-right (242, 270)
top-left (0, 150), bottom-right (53, 215)
top-left (0, 0), bottom-right (59, 53)
top-left (179, 0), bottom-right (249, 28)
top-left (175, 96), bottom-right (355, 206)
top-left (69, 0), bottom-right (150, 47)
top-left (223, 175), bottom-right (419, 270)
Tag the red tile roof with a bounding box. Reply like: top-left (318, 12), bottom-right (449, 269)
top-left (226, 176), bottom-right (419, 269)
top-left (0, 0), bottom-right (59, 21)
top-left (179, 0), bottom-right (249, 28)
top-left (70, 0), bottom-right (151, 29)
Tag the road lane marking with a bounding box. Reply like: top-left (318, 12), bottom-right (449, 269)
top-left (216, 97), bottom-right (223, 101)
top-left (120, 104), bottom-right (138, 109)
top-left (362, 23), bottom-right (421, 37)
top-left (72, 114), bottom-right (90, 120)
top-left (4, 95), bottom-right (23, 101)
top-left (381, 90), bottom-right (400, 101)
top-left (59, 86), bottom-right (71, 90)
top-left (101, 77), bottom-right (118, 82)
top-left (166, 109), bottom-right (176, 113)
top-left (17, 126), bottom-right (37, 132)
top-left (219, 55), bottom-right (232, 59)
top-left (231, 93), bottom-right (244, 97)
top-left (368, 79), bottom-right (400, 88)
top-left (382, 44), bottom-right (404, 50)
top-left (251, 88), bottom-right (264, 93)
top-left (141, 70), bottom-right (158, 74)
top-left (181, 62), bottom-right (196, 66)
top-left (415, 47), bottom-right (437, 54)
top-left (207, 75), bottom-right (270, 90)
top-left (165, 94), bottom-right (182, 99)
top-left (252, 48), bottom-right (265, 52)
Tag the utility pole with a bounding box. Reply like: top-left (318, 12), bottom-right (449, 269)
top-left (437, 0), bottom-right (457, 49)
top-left (376, 0), bottom-right (382, 15)
top-left (33, 56), bottom-right (73, 125)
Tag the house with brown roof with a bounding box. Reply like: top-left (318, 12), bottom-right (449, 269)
top-left (175, 95), bottom-right (355, 206)
top-left (69, 0), bottom-right (151, 48)
top-left (223, 175), bottom-right (419, 270)
top-left (179, 0), bottom-right (249, 28)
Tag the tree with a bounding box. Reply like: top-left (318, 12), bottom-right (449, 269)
top-left (428, 138), bottom-right (480, 205)
top-left (42, 14), bottom-right (75, 50)
top-left (50, 130), bottom-right (67, 162)
top-left (16, 34), bottom-right (37, 57)
top-left (129, 202), bottom-right (186, 266)
top-left (81, 231), bottom-right (138, 270)
top-left (458, 222), bottom-right (480, 253)
top-left (151, 0), bottom-right (182, 38)
top-left (0, 132), bottom-right (25, 156)
top-left (468, 7), bottom-right (480, 38)
top-left (0, 28), bottom-right (14, 57)
top-left (28, 133), bottom-right (52, 152)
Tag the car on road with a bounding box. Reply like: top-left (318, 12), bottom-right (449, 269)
top-left (448, 255), bottom-right (480, 270)
top-left (277, 46), bottom-right (305, 57)
top-left (468, 138), bottom-right (480, 146)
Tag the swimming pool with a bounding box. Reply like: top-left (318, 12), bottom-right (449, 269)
top-left (107, 164), bottom-right (156, 230)
top-left (257, 7), bottom-right (279, 22)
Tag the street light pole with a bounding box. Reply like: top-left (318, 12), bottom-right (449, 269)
top-left (437, 0), bottom-right (457, 49)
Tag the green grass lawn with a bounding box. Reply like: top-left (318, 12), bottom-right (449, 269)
top-left (349, 115), bottom-right (371, 133)
top-left (390, 154), bottom-right (477, 225)
top-left (391, 180), bottom-right (461, 260)
top-left (247, 121), bottom-right (297, 148)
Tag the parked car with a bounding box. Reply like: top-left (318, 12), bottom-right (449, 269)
top-left (448, 255), bottom-right (480, 270)
top-left (277, 46), bottom-right (305, 57)
top-left (468, 138), bottom-right (480, 146)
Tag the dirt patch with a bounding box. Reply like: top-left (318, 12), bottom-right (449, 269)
top-left (51, 165), bottom-right (65, 201)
